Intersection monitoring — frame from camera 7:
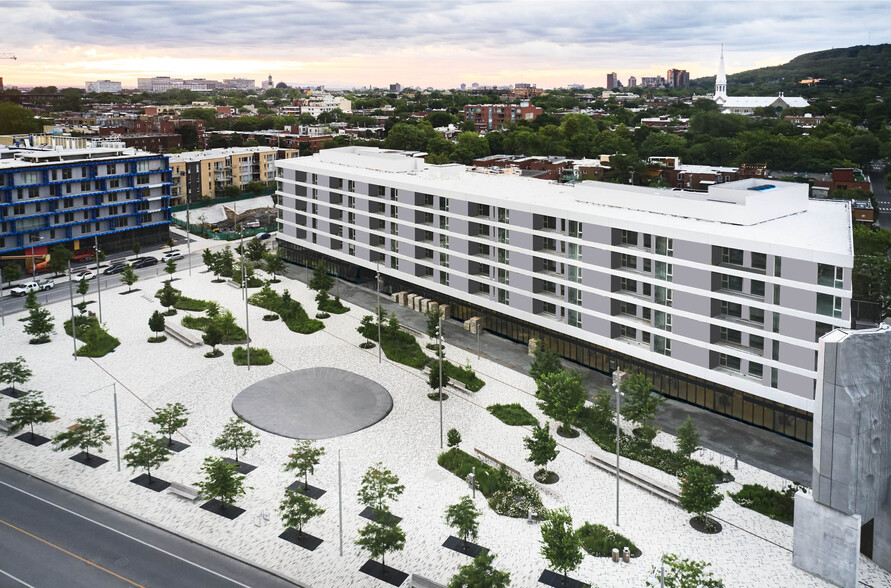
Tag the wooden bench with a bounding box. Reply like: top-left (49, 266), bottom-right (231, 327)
top-left (584, 452), bottom-right (681, 505)
top-left (164, 325), bottom-right (203, 348)
top-left (409, 574), bottom-right (446, 588)
top-left (167, 481), bottom-right (201, 501)
top-left (0, 419), bottom-right (12, 434)
top-left (474, 447), bottom-right (523, 479)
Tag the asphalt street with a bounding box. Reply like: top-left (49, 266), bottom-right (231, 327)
top-left (0, 462), bottom-right (299, 588)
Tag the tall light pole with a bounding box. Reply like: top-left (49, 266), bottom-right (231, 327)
top-left (185, 200), bottom-right (192, 276)
top-left (29, 237), bottom-right (43, 278)
top-left (67, 259), bottom-right (77, 362)
top-left (438, 315), bottom-right (444, 449)
top-left (240, 223), bottom-right (250, 370)
top-left (376, 263), bottom-right (381, 364)
top-left (93, 235), bottom-right (102, 323)
top-left (82, 383), bottom-right (120, 471)
top-left (613, 368), bottom-right (625, 527)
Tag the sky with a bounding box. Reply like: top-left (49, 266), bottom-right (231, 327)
top-left (2, 0), bottom-right (890, 90)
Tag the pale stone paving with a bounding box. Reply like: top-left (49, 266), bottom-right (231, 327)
top-left (1, 264), bottom-right (888, 588)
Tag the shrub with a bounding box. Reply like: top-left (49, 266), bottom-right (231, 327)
top-left (181, 315), bottom-right (247, 343)
top-left (382, 329), bottom-right (428, 368)
top-left (63, 316), bottom-right (120, 357)
top-left (447, 428), bottom-right (461, 448)
top-left (248, 287), bottom-right (324, 334)
top-left (154, 287), bottom-right (213, 312)
top-left (444, 360), bottom-right (485, 391)
top-left (487, 403), bottom-right (538, 426)
top-left (262, 314), bottom-right (279, 321)
top-left (315, 312), bottom-right (330, 319)
top-left (487, 476), bottom-right (544, 518)
top-left (437, 448), bottom-right (506, 498)
top-left (319, 295), bottom-right (350, 314)
top-left (232, 346), bottom-right (274, 366)
top-left (577, 523), bottom-right (640, 557)
top-left (729, 483), bottom-right (798, 524)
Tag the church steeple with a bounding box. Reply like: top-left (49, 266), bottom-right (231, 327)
top-left (714, 45), bottom-right (728, 102)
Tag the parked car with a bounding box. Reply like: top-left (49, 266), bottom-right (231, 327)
top-left (162, 251), bottom-right (184, 261)
top-left (10, 279), bottom-right (55, 296)
top-left (258, 232), bottom-right (272, 240)
top-left (130, 257), bottom-right (159, 268)
top-left (103, 263), bottom-right (128, 275)
top-left (71, 269), bottom-right (96, 281)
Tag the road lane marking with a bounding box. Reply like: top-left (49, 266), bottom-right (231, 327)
top-left (0, 480), bottom-right (254, 587)
top-left (0, 518), bottom-right (144, 587)
top-left (0, 568), bottom-right (37, 588)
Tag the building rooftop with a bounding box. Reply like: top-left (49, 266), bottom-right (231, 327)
top-left (278, 147), bottom-right (853, 264)
top-left (0, 146), bottom-right (148, 168)
top-left (168, 146), bottom-right (277, 163)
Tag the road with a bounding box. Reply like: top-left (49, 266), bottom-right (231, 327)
top-left (0, 462), bottom-right (299, 588)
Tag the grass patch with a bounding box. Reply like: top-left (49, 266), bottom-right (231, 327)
top-left (63, 316), bottom-right (120, 357)
top-left (319, 296), bottom-right (350, 314)
top-left (443, 361), bottom-right (485, 391)
top-left (437, 448), bottom-right (506, 497)
top-left (577, 523), bottom-right (640, 557)
top-left (148, 335), bottom-right (167, 343)
top-left (249, 287), bottom-right (324, 334)
top-left (729, 483), bottom-right (797, 524)
top-left (153, 287), bottom-right (213, 312)
top-left (181, 315), bottom-right (247, 343)
top-left (487, 403), bottom-right (537, 426)
top-left (232, 346), bottom-right (274, 366)
top-left (262, 314), bottom-right (279, 321)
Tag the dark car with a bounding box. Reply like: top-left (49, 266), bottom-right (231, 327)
top-left (130, 256), bottom-right (159, 268)
top-left (258, 232), bottom-right (272, 240)
top-left (103, 263), bottom-right (128, 275)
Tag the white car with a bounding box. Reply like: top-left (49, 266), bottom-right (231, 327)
top-left (71, 269), bottom-right (96, 281)
top-left (162, 251), bottom-right (184, 262)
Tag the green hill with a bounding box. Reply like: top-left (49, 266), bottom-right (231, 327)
top-left (691, 44), bottom-right (891, 94)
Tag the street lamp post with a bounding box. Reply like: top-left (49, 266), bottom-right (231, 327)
top-left (67, 259), bottom-right (77, 362)
top-left (29, 237), bottom-right (43, 278)
top-left (185, 200), bottom-right (192, 276)
top-left (93, 235), bottom-right (102, 323)
top-left (240, 224), bottom-right (250, 370)
top-left (438, 315), bottom-right (444, 449)
top-left (376, 263), bottom-right (381, 364)
top-left (82, 383), bottom-right (121, 471)
top-left (613, 368), bottom-right (625, 527)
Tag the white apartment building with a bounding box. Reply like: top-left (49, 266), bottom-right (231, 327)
top-left (274, 147), bottom-right (854, 443)
top-left (85, 80), bottom-right (122, 93)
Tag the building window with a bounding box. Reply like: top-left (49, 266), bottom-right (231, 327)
top-left (348, 243), bottom-right (355, 256)
top-left (816, 322), bottom-right (833, 342)
top-left (568, 265), bottom-right (582, 283)
top-left (390, 188), bottom-right (397, 200)
top-left (654, 310), bottom-right (671, 332)
top-left (13, 204), bottom-right (25, 215)
top-left (816, 294), bottom-right (843, 318)
top-left (770, 367), bottom-right (778, 388)
top-left (28, 187), bottom-right (39, 199)
top-left (721, 247), bottom-right (744, 265)
top-left (21, 171), bottom-right (39, 185)
top-left (774, 256), bottom-right (782, 277)
top-left (568, 287), bottom-right (582, 306)
top-left (752, 252), bottom-right (767, 271)
top-left (390, 240), bottom-right (399, 253)
top-left (817, 264), bottom-right (844, 289)
top-left (654, 335), bottom-right (671, 356)
top-left (621, 230), bottom-right (637, 246)
top-left (311, 173), bottom-right (317, 185)
top-left (719, 353), bottom-right (741, 372)
top-left (137, 160), bottom-right (150, 173)
top-left (440, 271), bottom-right (449, 286)
top-left (568, 243), bottom-right (582, 261)
top-left (347, 180), bottom-right (355, 193)
top-left (655, 261), bottom-right (672, 282)
top-left (497, 227), bottom-right (509, 244)
top-left (107, 164), bottom-right (117, 175)
top-left (620, 254), bottom-right (637, 270)
top-left (655, 236), bottom-right (673, 256)
top-left (749, 335), bottom-right (764, 354)
top-left (619, 277), bottom-right (637, 293)
top-left (391, 257), bottom-right (398, 270)
top-left (497, 248), bottom-right (509, 264)
top-left (497, 288), bottom-right (509, 305)
top-left (440, 252), bottom-right (449, 267)
top-left (751, 280), bottom-right (765, 298)
top-left (749, 362), bottom-right (763, 378)
top-left (720, 274), bottom-right (743, 292)
top-left (619, 301), bottom-right (636, 316)
top-left (440, 216), bottom-right (449, 230)
top-left (654, 286), bottom-right (672, 306)
top-left (619, 324), bottom-right (636, 339)
top-left (497, 268), bottom-right (509, 285)
top-left (439, 197), bottom-right (449, 212)
top-left (568, 220), bottom-right (582, 238)
top-left (720, 300), bottom-right (741, 317)
top-left (390, 223), bottom-right (398, 236)
top-left (439, 234), bottom-right (449, 249)
top-left (497, 207), bottom-right (509, 223)
top-left (391, 206), bottom-right (399, 219)
top-left (348, 212), bottom-right (356, 225)
top-left (348, 228), bottom-right (356, 241)
top-left (720, 327), bottom-right (742, 345)
top-left (348, 195), bottom-right (356, 208)
top-left (62, 168), bottom-right (72, 180)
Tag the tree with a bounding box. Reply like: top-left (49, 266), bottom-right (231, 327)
top-left (445, 496), bottom-right (481, 550)
top-left (164, 258), bottom-right (177, 281)
top-left (454, 132), bottom-right (491, 165)
top-left (263, 251), bottom-right (285, 281)
top-left (52, 415), bottom-right (109, 461)
top-left (590, 388), bottom-right (615, 428)
top-left (524, 422), bottom-right (559, 481)
top-left (279, 489), bottom-right (325, 540)
top-left (24, 305), bottom-right (54, 344)
top-left (283, 440), bottom-right (326, 492)
top-left (245, 238), bottom-right (266, 264)
top-left (359, 314), bottom-right (375, 346)
top-left (148, 310), bottom-right (166, 341)
top-left (425, 306), bottom-right (444, 340)
top-left (223, 185), bottom-right (241, 198)
top-left (2, 263), bottom-right (22, 285)
top-left (0, 356), bottom-right (32, 391)
top-left (0, 102), bottom-right (44, 134)
top-left (23, 290), bottom-right (39, 311)
top-left (7, 391), bottom-right (55, 440)
top-left (529, 347), bottom-right (562, 382)
top-left (47, 246), bottom-right (73, 276)
top-left (120, 266), bottom-right (139, 292)
top-left (308, 261), bottom-right (334, 295)
top-left (123, 431), bottom-right (172, 483)
top-left (76, 277), bottom-right (89, 303)
top-left (620, 371), bottom-right (664, 444)
top-left (202, 248), bottom-right (217, 272)
top-left (149, 402), bottom-right (189, 447)
top-left (447, 427), bottom-right (462, 448)
top-left (195, 456), bottom-right (247, 509)
top-left (132, 242), bottom-right (141, 257)
top-left (428, 360), bottom-right (451, 394)
top-left (357, 463), bottom-right (404, 518)
top-left (202, 321), bottom-right (223, 354)
top-left (539, 507), bottom-right (584, 585)
top-left (217, 246), bottom-right (236, 277)
top-left (536, 369), bottom-right (586, 436)
top-left (676, 416), bottom-right (701, 458)
top-left (448, 552), bottom-right (511, 588)
top-left (157, 281), bottom-right (180, 315)
top-left (212, 417), bottom-right (260, 463)
top-left (355, 518), bottom-right (406, 574)
top-left (645, 553), bottom-right (724, 588)
top-left (679, 465), bottom-right (723, 531)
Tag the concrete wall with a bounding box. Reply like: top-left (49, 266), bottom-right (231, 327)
top-left (793, 491), bottom-right (861, 588)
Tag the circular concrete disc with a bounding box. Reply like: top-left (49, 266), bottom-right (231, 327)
top-left (232, 367), bottom-right (393, 439)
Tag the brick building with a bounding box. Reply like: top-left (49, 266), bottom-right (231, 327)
top-left (463, 103), bottom-right (543, 132)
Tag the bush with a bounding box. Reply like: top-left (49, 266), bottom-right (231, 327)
top-left (248, 287), bottom-right (324, 334)
top-left (487, 476), bottom-right (544, 518)
top-left (262, 314), bottom-right (279, 321)
top-left (154, 287), bottom-right (213, 312)
top-left (444, 361), bottom-right (485, 391)
top-left (319, 296), bottom-right (350, 314)
top-left (437, 448), bottom-right (507, 498)
top-left (148, 335), bottom-right (167, 343)
top-left (63, 316), bottom-right (120, 357)
top-left (729, 483), bottom-right (797, 524)
top-left (232, 346), bottom-right (274, 366)
top-left (487, 403), bottom-right (537, 426)
top-left (315, 312), bottom-right (330, 319)
top-left (577, 523), bottom-right (640, 557)
top-left (181, 315), bottom-right (247, 343)
top-left (357, 315), bottom-right (429, 368)
top-left (205, 349), bottom-right (224, 358)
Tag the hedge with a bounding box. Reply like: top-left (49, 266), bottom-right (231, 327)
top-left (232, 346), bottom-right (274, 366)
top-left (487, 403), bottom-right (538, 426)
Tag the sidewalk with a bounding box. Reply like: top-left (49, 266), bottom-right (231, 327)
top-left (303, 269), bottom-right (813, 485)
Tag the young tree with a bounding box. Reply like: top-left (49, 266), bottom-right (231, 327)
top-left (195, 456), bottom-right (247, 509)
top-left (445, 496), bottom-right (481, 550)
top-left (524, 422), bottom-right (559, 482)
top-left (447, 427), bottom-right (462, 448)
top-left (355, 518), bottom-right (406, 575)
top-left (149, 402), bottom-right (189, 447)
top-left (217, 246), bottom-right (235, 278)
top-left (529, 347), bottom-right (562, 382)
top-left (24, 305), bottom-right (54, 344)
top-left (590, 388), bottom-right (615, 428)
top-left (308, 261), bottom-right (334, 295)
top-left (158, 281), bottom-right (180, 315)
top-left (212, 417), bottom-right (260, 463)
top-left (358, 463), bottom-right (405, 519)
top-left (358, 314), bottom-right (376, 345)
top-left (536, 369), bottom-right (586, 436)
top-left (7, 391), bottom-right (55, 440)
top-left (23, 289), bottom-right (40, 311)
top-left (76, 277), bottom-right (90, 303)
top-left (123, 431), bottom-right (172, 483)
top-left (448, 552), bottom-right (512, 588)
top-left (164, 258), bottom-right (177, 281)
top-left (203, 322), bottom-right (223, 355)
top-left (279, 489), bottom-right (325, 540)
top-left (2, 263), bottom-right (22, 286)
top-left (202, 248), bottom-right (218, 275)
top-left (245, 238), bottom-right (266, 264)
top-left (120, 266), bottom-right (139, 292)
top-left (47, 245), bottom-right (73, 276)
top-left (676, 416), bottom-right (701, 459)
top-left (428, 360), bottom-right (451, 395)
top-left (148, 310), bottom-right (166, 341)
top-left (426, 306), bottom-right (444, 341)
top-left (620, 371), bottom-right (664, 444)
top-left (263, 251), bottom-right (285, 281)
top-left (52, 415), bottom-right (109, 461)
top-left (645, 553), bottom-right (725, 588)
top-left (283, 440), bottom-right (326, 492)
top-left (0, 356), bottom-right (32, 392)
top-left (679, 465), bottom-right (724, 531)
top-left (213, 309), bottom-right (241, 343)
top-left (540, 508), bottom-right (584, 585)
top-left (132, 242), bottom-right (141, 258)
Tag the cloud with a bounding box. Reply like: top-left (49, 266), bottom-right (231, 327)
top-left (1, 0), bottom-right (888, 87)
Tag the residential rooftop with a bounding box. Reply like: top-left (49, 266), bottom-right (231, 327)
top-left (0, 145), bottom-right (149, 168)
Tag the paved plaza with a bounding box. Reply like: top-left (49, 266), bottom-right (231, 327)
top-left (1, 242), bottom-right (889, 588)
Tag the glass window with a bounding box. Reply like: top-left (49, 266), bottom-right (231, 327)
top-left (749, 307), bottom-right (764, 324)
top-left (497, 268), bottom-right (509, 285)
top-left (497, 207), bottom-right (509, 223)
top-left (817, 264), bottom-right (844, 289)
top-left (568, 287), bottom-right (582, 306)
top-left (498, 288), bottom-right (509, 305)
top-left (440, 271), bottom-right (449, 286)
top-left (621, 230), bottom-right (638, 246)
top-left (497, 248), bottom-right (509, 264)
top-left (655, 261), bottom-right (672, 281)
top-left (720, 301), bottom-right (742, 317)
top-left (568, 243), bottom-right (582, 260)
top-left (752, 252), bottom-right (767, 270)
top-left (568, 265), bottom-right (582, 283)
top-left (568, 221), bottom-right (582, 238)
top-left (748, 362), bottom-right (763, 378)
top-left (774, 256), bottom-right (782, 277)
top-left (620, 254), bottom-right (637, 269)
top-left (497, 227), bottom-right (509, 244)
top-left (722, 248), bottom-right (744, 265)
top-left (655, 286), bottom-right (672, 306)
top-left (654, 310), bottom-right (671, 332)
top-left (439, 197), bottom-right (449, 212)
top-left (719, 353), bottom-right (741, 371)
top-left (749, 335), bottom-right (764, 353)
top-left (816, 294), bottom-right (843, 318)
top-left (568, 309), bottom-right (582, 328)
top-left (721, 274), bottom-right (743, 292)
top-left (720, 327), bottom-right (742, 345)
top-left (751, 280), bottom-right (765, 297)
top-left (654, 335), bottom-right (671, 356)
top-left (655, 236), bottom-right (673, 256)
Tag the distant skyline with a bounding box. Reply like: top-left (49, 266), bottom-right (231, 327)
top-left (2, 0), bottom-right (890, 89)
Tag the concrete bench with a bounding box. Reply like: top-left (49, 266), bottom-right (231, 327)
top-left (584, 452), bottom-right (680, 505)
top-left (0, 419), bottom-right (12, 434)
top-left (165, 325), bottom-right (203, 348)
top-left (474, 447), bottom-right (523, 479)
top-left (409, 574), bottom-right (446, 588)
top-left (167, 482), bottom-right (200, 500)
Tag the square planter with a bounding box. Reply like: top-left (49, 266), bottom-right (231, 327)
top-left (200, 499), bottom-right (245, 520)
top-left (1, 387), bottom-right (28, 399)
top-left (442, 535), bottom-right (484, 558)
top-left (359, 506), bottom-right (401, 526)
top-left (15, 433), bottom-right (50, 447)
top-left (130, 473), bottom-right (172, 492)
top-left (538, 569), bottom-right (589, 588)
top-left (70, 452), bottom-right (108, 468)
top-left (222, 457), bottom-right (256, 475)
top-left (286, 480), bottom-right (326, 500)
top-left (278, 528), bottom-right (323, 551)
top-left (165, 439), bottom-right (190, 453)
top-left (358, 560), bottom-right (408, 586)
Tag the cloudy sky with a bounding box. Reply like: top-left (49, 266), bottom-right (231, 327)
top-left (2, 0), bottom-right (889, 89)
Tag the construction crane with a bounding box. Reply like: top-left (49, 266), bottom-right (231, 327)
top-left (0, 53), bottom-right (16, 60)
